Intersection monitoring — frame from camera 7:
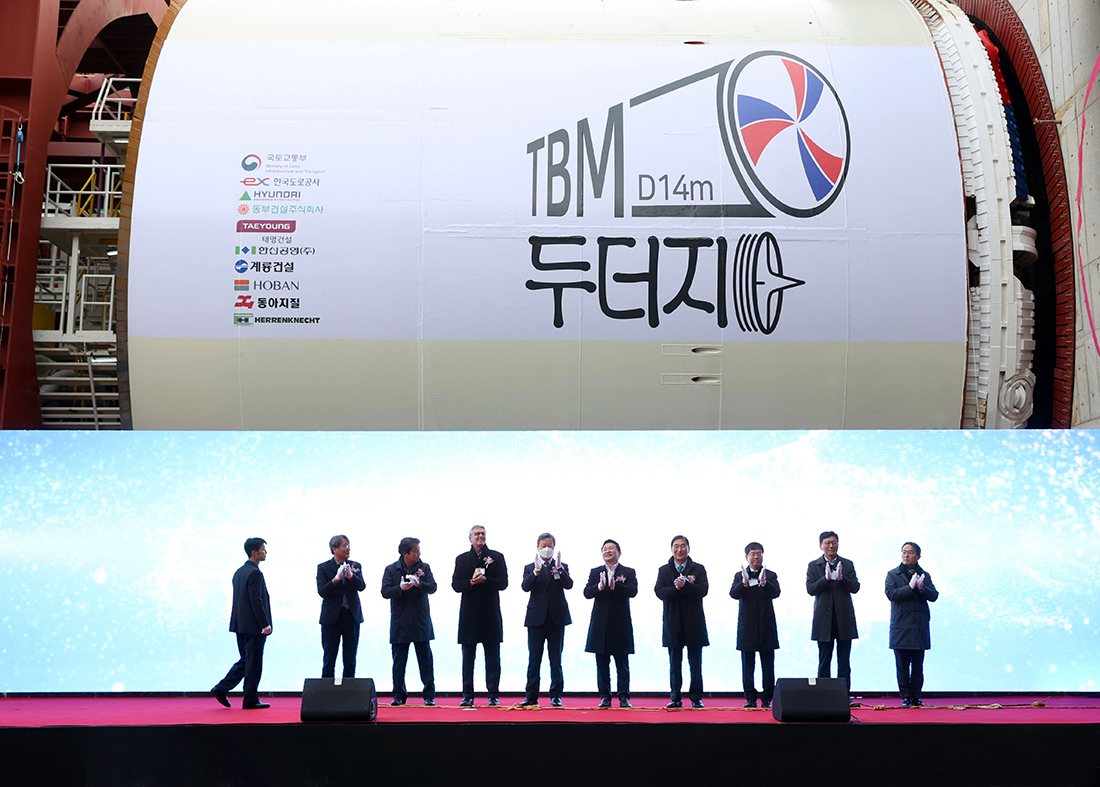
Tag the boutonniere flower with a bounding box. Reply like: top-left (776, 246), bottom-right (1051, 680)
top-left (483, 556), bottom-right (494, 567)
top-left (685, 575), bottom-right (696, 584)
top-left (416, 568), bottom-right (424, 577)
top-left (616, 574), bottom-right (626, 583)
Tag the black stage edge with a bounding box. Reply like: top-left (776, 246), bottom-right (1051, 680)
top-left (2, 722), bottom-right (1099, 786)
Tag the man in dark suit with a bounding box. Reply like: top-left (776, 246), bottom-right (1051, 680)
top-left (381, 536), bottom-right (437, 706)
top-left (451, 525), bottom-right (508, 707)
top-left (316, 534), bottom-right (366, 679)
top-left (212, 536), bottom-right (272, 709)
top-left (583, 538), bottom-right (637, 708)
top-left (519, 532), bottom-right (573, 707)
top-left (729, 541), bottom-right (781, 708)
top-left (885, 541), bottom-right (939, 707)
top-left (806, 530), bottom-right (860, 703)
top-left (654, 534), bottom-right (709, 708)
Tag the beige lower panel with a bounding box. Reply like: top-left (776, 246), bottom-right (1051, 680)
top-left (128, 338), bottom-right (965, 430)
top-left (129, 337), bottom-right (420, 429)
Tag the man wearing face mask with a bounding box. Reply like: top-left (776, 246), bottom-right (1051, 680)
top-left (519, 532), bottom-right (573, 707)
top-left (806, 530), bottom-right (860, 705)
top-left (885, 541), bottom-right (939, 707)
top-left (584, 539), bottom-right (637, 709)
top-left (654, 535), bottom-right (709, 709)
top-left (729, 541), bottom-right (781, 709)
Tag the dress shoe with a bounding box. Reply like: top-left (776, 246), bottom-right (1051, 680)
top-left (459, 697), bottom-right (474, 707)
top-left (488, 697), bottom-right (500, 707)
top-left (211, 689), bottom-right (230, 708)
top-left (619, 698), bottom-right (632, 709)
top-left (742, 700), bottom-right (757, 708)
top-left (518, 697), bottom-right (539, 707)
top-left (761, 700), bottom-right (771, 709)
top-left (551, 697), bottom-right (563, 708)
top-left (691, 700), bottom-right (705, 709)
top-left (597, 698), bottom-right (612, 709)
top-left (242, 701), bottom-right (270, 709)
top-left (902, 698), bottom-right (913, 707)
top-left (424, 699), bottom-right (435, 707)
top-left (912, 698), bottom-right (925, 707)
top-left (390, 698), bottom-right (405, 706)
top-left (666, 700), bottom-right (682, 709)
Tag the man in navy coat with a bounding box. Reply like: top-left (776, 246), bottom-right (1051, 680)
top-left (806, 530), bottom-right (860, 701)
top-left (519, 532), bottom-right (573, 707)
top-left (654, 534), bottom-right (709, 708)
top-left (317, 534), bottom-right (366, 679)
top-left (212, 537), bottom-right (272, 709)
top-left (584, 539), bottom-right (637, 708)
top-left (452, 525), bottom-right (508, 706)
top-left (729, 541), bottom-right (781, 708)
top-left (885, 541), bottom-right (939, 707)
top-left (381, 536), bottom-right (437, 706)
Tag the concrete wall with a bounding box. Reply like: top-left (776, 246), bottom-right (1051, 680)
top-left (1012, 0), bottom-right (1100, 425)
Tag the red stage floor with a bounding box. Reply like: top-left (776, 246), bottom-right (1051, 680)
top-left (1, 695), bottom-right (1097, 727)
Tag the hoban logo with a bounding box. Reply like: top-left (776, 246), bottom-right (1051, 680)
top-left (522, 52), bottom-right (849, 334)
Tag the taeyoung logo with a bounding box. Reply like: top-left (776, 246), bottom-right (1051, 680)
top-left (241, 154), bottom-right (262, 172)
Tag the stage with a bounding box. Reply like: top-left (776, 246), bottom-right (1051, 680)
top-left (2, 694), bottom-right (1098, 785)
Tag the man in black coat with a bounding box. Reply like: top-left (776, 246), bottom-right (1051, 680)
top-left (729, 541), bottom-right (781, 708)
top-left (654, 534), bottom-right (709, 708)
top-left (806, 530), bottom-right (860, 701)
top-left (316, 534), bottom-right (366, 679)
top-left (519, 532), bottom-right (573, 706)
top-left (451, 525), bottom-right (508, 706)
top-left (885, 541), bottom-right (939, 707)
top-left (381, 536), bottom-right (437, 706)
top-left (584, 538), bottom-right (637, 708)
top-left (212, 537), bottom-right (272, 709)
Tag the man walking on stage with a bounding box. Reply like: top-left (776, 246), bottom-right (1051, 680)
top-left (317, 534), bottom-right (365, 679)
top-left (519, 532), bottom-right (573, 707)
top-left (212, 537), bottom-right (272, 709)
top-left (729, 541), bottom-right (781, 708)
top-left (654, 534), bottom-right (709, 708)
top-left (381, 537), bottom-right (437, 706)
top-left (584, 539), bottom-right (637, 708)
top-left (452, 525), bottom-right (508, 706)
top-left (806, 530), bottom-right (860, 705)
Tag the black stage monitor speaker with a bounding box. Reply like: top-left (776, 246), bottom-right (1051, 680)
top-left (771, 677), bottom-right (850, 722)
top-left (300, 677), bottom-right (377, 722)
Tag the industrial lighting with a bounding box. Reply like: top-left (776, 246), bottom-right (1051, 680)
top-left (112, 137), bottom-right (129, 144)
top-left (106, 249), bottom-right (118, 257)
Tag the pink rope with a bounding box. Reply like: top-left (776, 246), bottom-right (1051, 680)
top-left (1077, 48), bottom-right (1100, 360)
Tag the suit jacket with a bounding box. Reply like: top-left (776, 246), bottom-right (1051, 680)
top-left (521, 559), bottom-right (573, 627)
top-left (729, 568), bottom-right (781, 651)
top-left (452, 547), bottom-right (508, 644)
top-left (380, 557), bottom-right (437, 644)
top-left (583, 564), bottom-right (637, 655)
top-left (654, 557), bottom-right (709, 648)
top-left (885, 563), bottom-right (939, 650)
top-left (229, 560), bottom-right (271, 635)
top-left (806, 555), bottom-right (860, 641)
top-left (317, 557), bottom-right (366, 625)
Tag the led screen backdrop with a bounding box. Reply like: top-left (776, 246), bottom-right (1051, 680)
top-left (1, 430), bottom-right (1097, 694)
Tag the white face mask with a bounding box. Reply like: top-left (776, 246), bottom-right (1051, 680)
top-left (538, 547), bottom-right (555, 559)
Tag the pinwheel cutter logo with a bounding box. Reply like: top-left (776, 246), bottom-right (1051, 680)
top-left (727, 52), bottom-right (850, 218)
